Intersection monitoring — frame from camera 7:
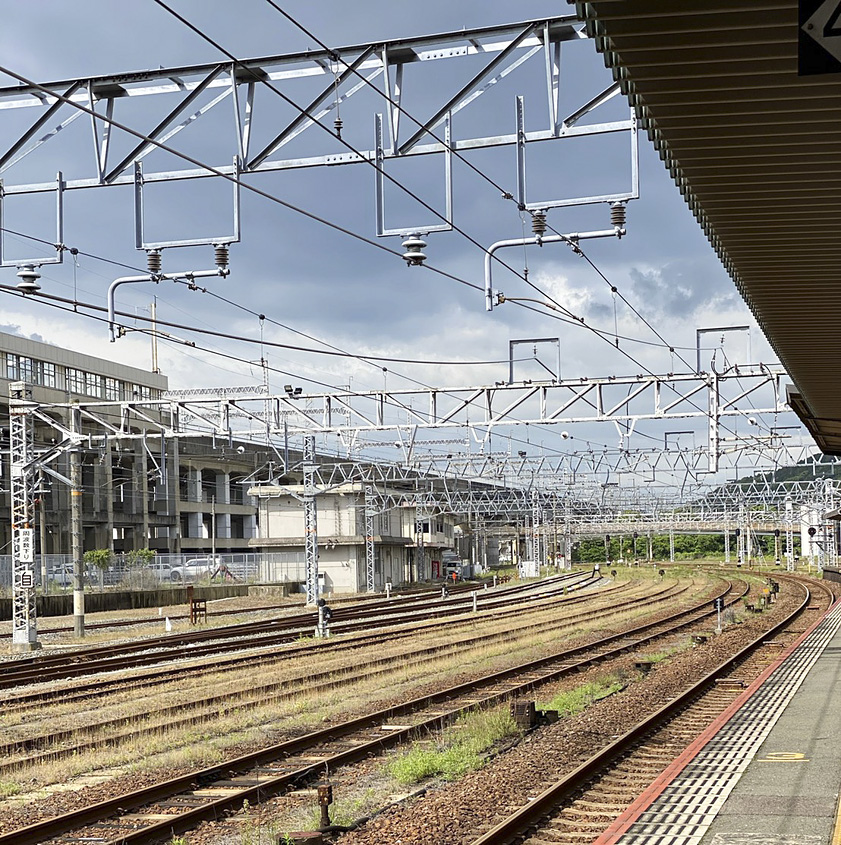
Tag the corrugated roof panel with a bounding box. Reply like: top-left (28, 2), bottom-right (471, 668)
top-left (571, 0), bottom-right (841, 444)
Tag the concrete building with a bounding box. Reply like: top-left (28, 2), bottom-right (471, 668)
top-left (0, 331), bottom-right (261, 560)
top-left (250, 481), bottom-right (460, 592)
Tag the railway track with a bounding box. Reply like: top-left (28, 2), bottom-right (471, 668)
top-left (0, 580), bottom-right (691, 774)
top-left (0, 578), bottom-right (741, 845)
top-left (0, 580), bottom-right (490, 640)
top-left (463, 574), bottom-right (834, 845)
top-left (0, 572), bottom-right (598, 690)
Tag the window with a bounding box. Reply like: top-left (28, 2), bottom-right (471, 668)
top-left (5, 354), bottom-right (34, 382)
top-left (5, 354), bottom-right (19, 381)
top-left (104, 377), bottom-right (120, 400)
top-left (37, 362), bottom-right (56, 388)
top-left (85, 372), bottom-right (102, 397)
top-left (65, 368), bottom-right (85, 394)
top-left (18, 357), bottom-right (33, 383)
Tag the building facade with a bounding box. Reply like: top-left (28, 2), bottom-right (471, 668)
top-left (249, 482), bottom-right (460, 592)
top-left (0, 331), bottom-right (261, 561)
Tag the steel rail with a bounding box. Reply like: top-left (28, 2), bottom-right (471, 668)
top-left (0, 580), bottom-right (740, 845)
top-left (0, 574), bottom-right (592, 688)
top-left (0, 581), bottom-right (684, 766)
top-left (1, 578), bottom-right (643, 711)
top-left (468, 575), bottom-right (824, 845)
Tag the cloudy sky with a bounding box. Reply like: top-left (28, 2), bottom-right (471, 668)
top-left (0, 1), bottom-right (806, 490)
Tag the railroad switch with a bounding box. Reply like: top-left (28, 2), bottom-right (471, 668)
top-left (318, 783), bottom-right (333, 830)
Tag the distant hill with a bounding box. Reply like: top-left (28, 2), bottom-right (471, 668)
top-left (733, 454), bottom-right (841, 487)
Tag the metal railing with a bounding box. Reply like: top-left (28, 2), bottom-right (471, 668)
top-left (0, 552), bottom-right (305, 590)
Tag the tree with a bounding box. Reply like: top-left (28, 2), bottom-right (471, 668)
top-left (83, 548), bottom-right (112, 571)
top-left (126, 548), bottom-right (157, 569)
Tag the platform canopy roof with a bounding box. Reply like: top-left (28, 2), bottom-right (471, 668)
top-left (570, 0), bottom-right (841, 454)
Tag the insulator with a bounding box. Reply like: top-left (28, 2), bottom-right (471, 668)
top-left (146, 250), bottom-right (162, 275)
top-left (15, 265), bottom-right (41, 294)
top-left (610, 201), bottom-right (627, 229)
top-left (214, 244), bottom-right (230, 269)
top-left (333, 116), bottom-right (343, 137)
top-left (531, 210), bottom-right (547, 237)
top-left (401, 234), bottom-right (428, 267)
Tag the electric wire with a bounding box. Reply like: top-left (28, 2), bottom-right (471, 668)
top-left (255, 1), bottom-right (705, 365)
top-left (0, 283), bottom-right (681, 465)
top-left (0, 51), bottom-right (777, 459)
top-left (0, 222), bottom-right (699, 356)
top-left (146, 0), bottom-right (707, 374)
top-left (1, 224), bottom-right (673, 461)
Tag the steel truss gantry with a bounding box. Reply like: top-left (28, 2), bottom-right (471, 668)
top-left (0, 16), bottom-right (634, 218)
top-left (6, 367), bottom-right (828, 635)
top-left (15, 367), bottom-right (788, 472)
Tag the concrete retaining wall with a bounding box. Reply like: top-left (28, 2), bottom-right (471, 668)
top-left (0, 584), bottom-right (251, 620)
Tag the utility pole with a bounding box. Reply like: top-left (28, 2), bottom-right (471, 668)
top-left (70, 405), bottom-right (85, 638)
top-left (211, 494), bottom-right (217, 562)
top-left (10, 382), bottom-right (39, 651)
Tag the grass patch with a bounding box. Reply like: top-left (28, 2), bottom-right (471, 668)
top-left (389, 706), bottom-right (517, 785)
top-left (303, 787), bottom-right (384, 830)
top-left (538, 676), bottom-right (624, 717)
top-left (0, 779), bottom-right (22, 798)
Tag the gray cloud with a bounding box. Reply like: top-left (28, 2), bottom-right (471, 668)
top-left (627, 261), bottom-right (738, 319)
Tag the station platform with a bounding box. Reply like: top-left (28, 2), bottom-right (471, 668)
top-left (594, 597), bottom-right (841, 845)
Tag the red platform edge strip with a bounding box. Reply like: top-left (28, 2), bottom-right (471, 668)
top-left (592, 596), bottom-right (841, 845)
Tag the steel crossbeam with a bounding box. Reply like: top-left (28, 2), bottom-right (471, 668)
top-left (8, 369), bottom-right (787, 458)
top-left (0, 15), bottom-right (637, 209)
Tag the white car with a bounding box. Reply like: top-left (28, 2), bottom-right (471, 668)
top-left (170, 557), bottom-right (219, 582)
top-left (145, 561), bottom-right (173, 581)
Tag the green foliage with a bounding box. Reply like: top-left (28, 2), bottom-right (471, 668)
top-left (126, 548), bottom-right (156, 568)
top-left (389, 707), bottom-right (517, 785)
top-left (0, 780), bottom-right (21, 798)
top-left (573, 531), bottom-right (798, 563)
top-left (83, 548), bottom-right (112, 571)
top-left (539, 677), bottom-right (624, 717)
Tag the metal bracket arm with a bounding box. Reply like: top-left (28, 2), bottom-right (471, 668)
top-left (484, 229), bottom-right (620, 311)
top-left (108, 268), bottom-right (229, 341)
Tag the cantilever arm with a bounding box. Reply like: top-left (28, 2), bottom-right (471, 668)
top-left (484, 227), bottom-right (621, 312)
top-left (107, 267), bottom-right (228, 341)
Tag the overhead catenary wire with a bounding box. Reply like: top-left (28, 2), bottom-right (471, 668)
top-left (0, 49), bottom-right (772, 456)
top-left (1, 282), bottom-right (643, 471)
top-left (0, 224), bottom-right (675, 460)
top-left (0, 223), bottom-right (699, 357)
top-left (142, 2), bottom-right (708, 372)
top-left (252, 1), bottom-right (707, 368)
top-left (0, 59), bottom-right (695, 374)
